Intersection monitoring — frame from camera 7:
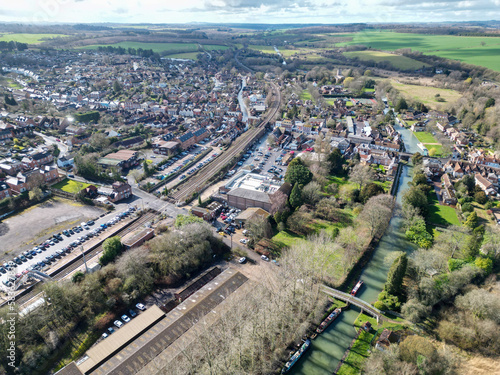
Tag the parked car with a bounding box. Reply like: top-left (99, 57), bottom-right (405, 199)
top-left (261, 255), bottom-right (270, 262)
top-left (107, 327), bottom-right (115, 334)
top-left (113, 320), bottom-right (123, 328)
top-left (238, 257), bottom-right (247, 264)
top-left (136, 303), bottom-right (146, 311)
top-left (121, 315), bottom-right (131, 323)
top-left (129, 309), bottom-right (137, 318)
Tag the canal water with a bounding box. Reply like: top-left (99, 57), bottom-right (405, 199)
top-left (291, 164), bottom-right (418, 375)
top-left (394, 118), bottom-right (422, 154)
top-left (238, 78), bottom-right (249, 123)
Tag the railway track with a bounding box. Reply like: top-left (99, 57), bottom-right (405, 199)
top-left (11, 211), bottom-right (158, 308)
top-left (170, 81), bottom-right (281, 204)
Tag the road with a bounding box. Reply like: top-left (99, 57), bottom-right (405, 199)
top-left (35, 131), bottom-right (69, 157)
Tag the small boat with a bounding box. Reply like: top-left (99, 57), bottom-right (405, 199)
top-left (350, 280), bottom-right (364, 296)
top-left (281, 339), bottom-right (311, 373)
top-left (315, 308), bottom-right (341, 335)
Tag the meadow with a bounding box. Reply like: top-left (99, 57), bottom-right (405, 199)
top-left (336, 30), bottom-right (500, 72)
top-left (52, 179), bottom-right (91, 194)
top-left (391, 80), bottom-right (462, 109)
top-left (343, 50), bottom-right (430, 70)
top-left (0, 33), bottom-right (67, 44)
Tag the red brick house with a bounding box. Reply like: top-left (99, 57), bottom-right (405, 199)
top-left (0, 182), bottom-right (12, 200)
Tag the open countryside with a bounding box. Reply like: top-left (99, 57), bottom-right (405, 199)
top-left (0, 33), bottom-right (68, 44)
top-left (344, 50), bottom-right (430, 70)
top-left (391, 80), bottom-right (463, 109)
top-left (337, 30), bottom-right (500, 72)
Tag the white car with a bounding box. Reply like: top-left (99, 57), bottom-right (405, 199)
top-left (238, 257), bottom-right (246, 264)
top-left (102, 333), bottom-right (109, 339)
top-left (239, 238), bottom-right (248, 244)
top-left (136, 303), bottom-right (146, 311)
top-left (121, 315), bottom-right (130, 323)
top-left (261, 255), bottom-right (270, 262)
top-left (114, 320), bottom-right (123, 328)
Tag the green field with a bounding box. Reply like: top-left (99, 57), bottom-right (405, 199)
top-left (272, 230), bottom-right (305, 249)
top-left (164, 52), bottom-right (200, 60)
top-left (79, 42), bottom-right (199, 53)
top-left (337, 30), bottom-right (500, 72)
top-left (391, 80), bottom-right (462, 109)
top-left (413, 131), bottom-right (438, 144)
top-left (300, 90), bottom-right (313, 101)
top-left (248, 45), bottom-right (275, 53)
top-left (428, 189), bottom-right (460, 226)
top-left (52, 179), bottom-right (91, 194)
top-left (424, 144), bottom-right (444, 156)
top-left (0, 33), bottom-right (67, 44)
top-left (344, 50), bottom-right (429, 70)
top-left (201, 44), bottom-right (229, 51)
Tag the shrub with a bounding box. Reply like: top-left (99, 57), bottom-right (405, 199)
top-left (374, 300), bottom-right (388, 310)
top-left (461, 202), bottom-right (473, 212)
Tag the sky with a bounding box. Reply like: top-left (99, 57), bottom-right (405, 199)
top-left (0, 0), bottom-right (499, 24)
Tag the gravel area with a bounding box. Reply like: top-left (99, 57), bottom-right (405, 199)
top-left (0, 197), bottom-right (104, 263)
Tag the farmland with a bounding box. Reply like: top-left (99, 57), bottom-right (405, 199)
top-left (391, 80), bottom-right (462, 109)
top-left (336, 30), bottom-right (500, 72)
top-left (344, 50), bottom-right (429, 70)
top-left (0, 33), bottom-right (68, 44)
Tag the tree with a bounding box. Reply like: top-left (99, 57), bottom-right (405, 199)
top-left (464, 211), bottom-right (478, 229)
top-left (359, 182), bottom-right (384, 203)
top-left (285, 158), bottom-right (312, 186)
top-left (99, 236), bottom-right (122, 265)
top-left (29, 187), bottom-right (43, 202)
top-left (71, 271), bottom-right (85, 283)
top-left (301, 181), bottom-right (322, 206)
top-left (474, 257), bottom-right (492, 274)
top-left (395, 98), bottom-right (408, 112)
top-left (327, 148), bottom-right (345, 176)
top-left (112, 80), bottom-right (122, 94)
top-left (411, 152), bottom-right (423, 166)
top-left (403, 186), bottom-right (428, 215)
top-left (289, 183), bottom-right (303, 209)
top-left (384, 253), bottom-right (407, 296)
top-left (89, 133), bottom-right (110, 152)
top-left (349, 164), bottom-right (376, 190)
top-left (474, 190), bottom-right (487, 204)
top-left (361, 195), bottom-right (394, 237)
top-left (246, 215), bottom-right (272, 242)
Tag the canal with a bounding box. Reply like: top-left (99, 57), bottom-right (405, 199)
top-left (238, 77), bottom-right (249, 124)
top-left (290, 164), bottom-right (418, 375)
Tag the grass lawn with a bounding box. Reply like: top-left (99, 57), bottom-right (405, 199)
top-left (374, 180), bottom-right (392, 192)
top-left (391, 80), bottom-right (462, 110)
top-left (346, 100), bottom-right (354, 107)
top-left (344, 50), bottom-right (430, 70)
top-left (336, 330), bottom-right (374, 375)
top-left (201, 44), bottom-right (229, 51)
top-left (52, 179), bottom-right (91, 194)
top-left (272, 230), bottom-right (305, 249)
top-left (0, 33), bottom-right (67, 44)
top-left (308, 219), bottom-right (349, 236)
top-left (413, 131), bottom-right (438, 144)
top-left (427, 189), bottom-right (460, 226)
top-left (247, 45), bottom-right (276, 53)
top-left (424, 144), bottom-right (445, 156)
top-left (300, 90), bottom-right (313, 101)
top-left (78, 42), bottom-right (198, 53)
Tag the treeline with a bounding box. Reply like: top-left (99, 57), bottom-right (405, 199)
top-left (74, 110), bottom-right (100, 123)
top-left (0, 222), bottom-right (228, 374)
top-left (96, 45), bottom-right (159, 59)
top-left (0, 41), bottom-right (28, 51)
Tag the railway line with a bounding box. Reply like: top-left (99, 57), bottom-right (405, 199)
top-left (170, 81), bottom-right (281, 204)
top-left (9, 210), bottom-right (158, 308)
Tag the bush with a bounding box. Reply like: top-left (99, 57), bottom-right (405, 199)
top-left (474, 191), bottom-right (488, 205)
top-left (374, 300), bottom-right (388, 310)
top-left (461, 202), bottom-right (473, 212)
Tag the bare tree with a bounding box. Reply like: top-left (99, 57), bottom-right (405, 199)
top-left (349, 163), bottom-right (376, 189)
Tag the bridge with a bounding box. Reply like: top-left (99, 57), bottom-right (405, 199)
top-left (321, 285), bottom-right (383, 323)
top-left (14, 270), bottom-right (52, 291)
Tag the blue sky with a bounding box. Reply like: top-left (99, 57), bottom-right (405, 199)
top-left (0, 0), bottom-right (499, 24)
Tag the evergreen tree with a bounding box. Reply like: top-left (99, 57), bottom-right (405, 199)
top-left (464, 211), bottom-right (478, 229)
top-left (327, 148), bottom-right (345, 176)
top-left (384, 253), bottom-right (408, 296)
top-left (285, 158), bottom-right (312, 186)
top-left (289, 183), bottom-right (303, 209)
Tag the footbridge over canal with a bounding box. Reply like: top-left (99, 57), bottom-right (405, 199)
top-left (321, 285), bottom-right (383, 323)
